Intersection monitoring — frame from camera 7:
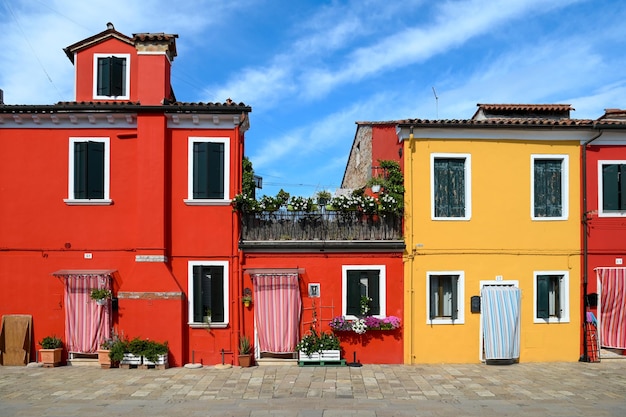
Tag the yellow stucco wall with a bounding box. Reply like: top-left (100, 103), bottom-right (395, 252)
top-left (403, 138), bottom-right (581, 363)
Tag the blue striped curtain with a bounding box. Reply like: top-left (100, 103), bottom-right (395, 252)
top-left (481, 285), bottom-right (521, 360)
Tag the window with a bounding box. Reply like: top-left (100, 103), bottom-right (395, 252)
top-left (534, 271), bottom-right (569, 323)
top-left (93, 54), bottom-right (130, 99)
top-left (342, 265), bottom-right (386, 318)
top-left (186, 137), bottom-right (230, 204)
top-left (427, 271), bottom-right (465, 324)
top-left (598, 161), bottom-right (626, 217)
top-left (188, 261), bottom-right (229, 327)
top-left (431, 154), bottom-right (471, 220)
top-left (531, 155), bottom-right (568, 220)
top-left (65, 138), bottom-right (111, 205)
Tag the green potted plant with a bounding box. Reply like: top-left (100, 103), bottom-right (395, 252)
top-left (122, 337), bottom-right (145, 366)
top-left (90, 288), bottom-right (112, 305)
top-left (108, 337), bottom-right (128, 364)
top-left (38, 335), bottom-right (63, 367)
top-left (142, 340), bottom-right (169, 367)
top-left (238, 335), bottom-right (253, 367)
top-left (296, 328), bottom-right (341, 362)
top-left (98, 332), bottom-right (120, 368)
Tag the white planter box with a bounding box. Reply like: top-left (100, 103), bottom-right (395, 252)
top-left (143, 354), bottom-right (168, 366)
top-left (299, 350), bottom-right (340, 362)
top-left (121, 353), bottom-right (142, 365)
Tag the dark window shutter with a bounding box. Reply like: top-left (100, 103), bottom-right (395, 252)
top-left (210, 266), bottom-right (225, 322)
top-left (451, 276), bottom-right (458, 320)
top-left (368, 270), bottom-right (380, 316)
top-left (346, 271), bottom-right (361, 316)
top-left (110, 56), bottom-right (125, 96)
top-left (74, 142), bottom-right (88, 199)
top-left (86, 141), bottom-right (104, 199)
top-left (429, 276), bottom-right (437, 320)
top-left (192, 266), bottom-right (203, 323)
top-left (434, 158), bottom-right (465, 217)
top-left (534, 159), bottom-right (562, 217)
top-left (554, 276), bottom-right (561, 319)
top-left (193, 142), bottom-right (224, 199)
top-left (603, 164), bottom-right (619, 211)
top-left (206, 142), bottom-right (225, 199)
top-left (97, 58), bottom-right (110, 96)
top-left (537, 275), bottom-right (550, 319)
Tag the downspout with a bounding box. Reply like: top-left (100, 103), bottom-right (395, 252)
top-left (407, 126), bottom-right (415, 364)
top-left (581, 126), bottom-right (603, 362)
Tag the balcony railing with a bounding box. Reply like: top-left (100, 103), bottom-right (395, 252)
top-left (240, 211), bottom-right (403, 241)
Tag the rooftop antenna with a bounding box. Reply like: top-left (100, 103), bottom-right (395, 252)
top-left (432, 87), bottom-right (439, 120)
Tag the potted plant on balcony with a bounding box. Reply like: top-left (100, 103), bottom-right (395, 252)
top-left (38, 335), bottom-right (63, 367)
top-left (238, 335), bottom-right (253, 367)
top-left (90, 288), bottom-right (112, 305)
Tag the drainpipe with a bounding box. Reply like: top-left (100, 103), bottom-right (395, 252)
top-left (407, 125), bottom-right (415, 364)
top-left (581, 126), bottom-right (603, 362)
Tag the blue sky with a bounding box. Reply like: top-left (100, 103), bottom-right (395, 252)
top-left (2, 0), bottom-right (626, 198)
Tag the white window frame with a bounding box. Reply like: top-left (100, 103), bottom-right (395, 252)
top-left (533, 270), bottom-right (570, 323)
top-left (430, 153), bottom-right (472, 221)
top-left (188, 260), bottom-right (229, 328)
top-left (531, 154), bottom-right (569, 221)
top-left (64, 137), bottom-right (111, 205)
top-left (185, 137), bottom-right (231, 205)
top-left (92, 53), bottom-right (131, 100)
top-left (598, 160), bottom-right (626, 217)
top-left (426, 271), bottom-right (465, 325)
top-left (341, 265), bottom-right (386, 320)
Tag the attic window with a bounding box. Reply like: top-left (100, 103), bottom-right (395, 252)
top-left (93, 54), bottom-right (130, 99)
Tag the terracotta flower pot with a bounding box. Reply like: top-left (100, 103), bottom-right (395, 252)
top-left (39, 348), bottom-right (62, 367)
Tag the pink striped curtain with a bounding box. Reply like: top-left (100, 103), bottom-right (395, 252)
top-left (252, 273), bottom-right (301, 353)
top-left (597, 267), bottom-right (626, 349)
top-left (64, 274), bottom-right (111, 353)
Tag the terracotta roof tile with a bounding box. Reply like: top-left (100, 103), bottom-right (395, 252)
top-left (476, 103), bottom-right (574, 112)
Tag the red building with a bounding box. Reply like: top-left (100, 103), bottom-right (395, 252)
top-left (0, 24), bottom-right (404, 367)
top-left (0, 24), bottom-right (250, 367)
top-left (582, 109), bottom-right (626, 361)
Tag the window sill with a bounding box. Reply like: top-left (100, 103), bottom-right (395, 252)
top-left (533, 318), bottom-right (569, 324)
top-left (64, 199), bottom-right (113, 206)
top-left (189, 322), bottom-right (228, 329)
top-left (184, 199), bottom-right (232, 206)
top-left (531, 217), bottom-right (568, 221)
top-left (427, 318), bottom-right (465, 325)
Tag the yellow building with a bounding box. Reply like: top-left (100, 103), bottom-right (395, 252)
top-left (400, 104), bottom-right (585, 363)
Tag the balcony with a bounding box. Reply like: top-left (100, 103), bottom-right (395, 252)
top-left (239, 211), bottom-right (404, 251)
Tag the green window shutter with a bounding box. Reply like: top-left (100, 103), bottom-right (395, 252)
top-left (74, 142), bottom-right (87, 199)
top-left (192, 266), bottom-right (203, 323)
top-left (86, 141), bottom-right (105, 199)
top-left (97, 58), bottom-right (110, 96)
top-left (346, 271), bottom-right (361, 316)
top-left (368, 271), bottom-right (380, 316)
top-left (534, 160), bottom-right (562, 217)
top-left (210, 266), bottom-right (225, 323)
top-left (451, 276), bottom-right (458, 321)
top-left (434, 159), bottom-right (465, 217)
top-left (193, 142), bottom-right (224, 199)
top-left (110, 56), bottom-right (125, 96)
top-left (554, 276), bottom-right (561, 319)
top-left (620, 165), bottom-right (626, 210)
top-left (603, 164), bottom-right (619, 211)
top-left (429, 276), bottom-right (437, 320)
top-left (537, 275), bottom-right (550, 319)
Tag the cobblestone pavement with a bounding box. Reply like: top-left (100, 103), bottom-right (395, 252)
top-left (1, 361), bottom-right (626, 416)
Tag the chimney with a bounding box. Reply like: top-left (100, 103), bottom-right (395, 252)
top-left (0, 89), bottom-right (4, 104)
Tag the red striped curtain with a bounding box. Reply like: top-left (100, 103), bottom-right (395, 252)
top-left (597, 267), bottom-right (626, 349)
top-left (252, 273), bottom-right (301, 353)
top-left (64, 274), bottom-right (111, 353)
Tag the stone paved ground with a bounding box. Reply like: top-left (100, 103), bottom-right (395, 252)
top-left (1, 361), bottom-right (626, 416)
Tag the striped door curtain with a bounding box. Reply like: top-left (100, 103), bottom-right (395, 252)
top-left (64, 274), bottom-right (112, 353)
top-left (481, 285), bottom-right (521, 360)
top-left (597, 267), bottom-right (626, 349)
top-left (252, 273), bottom-right (301, 353)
